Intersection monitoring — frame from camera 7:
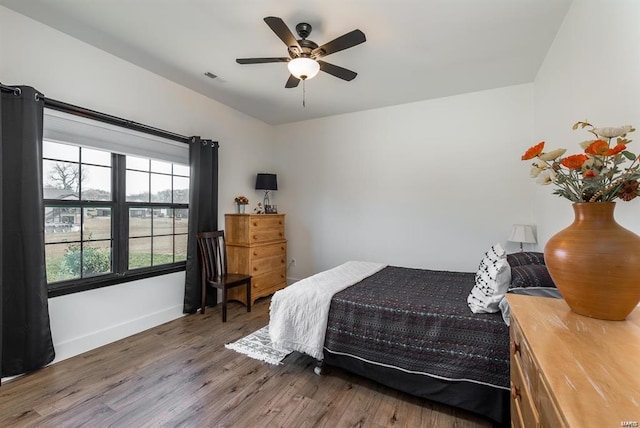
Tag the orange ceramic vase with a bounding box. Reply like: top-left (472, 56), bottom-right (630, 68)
top-left (544, 202), bottom-right (640, 321)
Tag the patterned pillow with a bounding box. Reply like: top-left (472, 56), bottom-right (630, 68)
top-left (509, 264), bottom-right (556, 289)
top-left (468, 243), bottom-right (511, 314)
top-left (506, 252), bottom-right (545, 267)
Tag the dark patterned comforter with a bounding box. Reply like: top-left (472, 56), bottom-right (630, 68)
top-left (323, 266), bottom-right (510, 390)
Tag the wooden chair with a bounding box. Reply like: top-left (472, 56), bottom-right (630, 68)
top-left (196, 231), bottom-right (251, 322)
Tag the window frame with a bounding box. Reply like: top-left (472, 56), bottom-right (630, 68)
top-left (44, 147), bottom-right (189, 298)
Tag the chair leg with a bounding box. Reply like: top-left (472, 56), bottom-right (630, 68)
top-left (222, 287), bottom-right (227, 323)
top-left (246, 280), bottom-right (251, 313)
top-left (200, 280), bottom-right (207, 315)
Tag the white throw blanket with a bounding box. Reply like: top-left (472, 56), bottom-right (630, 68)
top-left (269, 261), bottom-right (386, 360)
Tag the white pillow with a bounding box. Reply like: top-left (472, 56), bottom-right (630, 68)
top-left (468, 243), bottom-right (511, 314)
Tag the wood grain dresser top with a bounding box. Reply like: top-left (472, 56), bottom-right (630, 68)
top-left (507, 294), bottom-right (640, 427)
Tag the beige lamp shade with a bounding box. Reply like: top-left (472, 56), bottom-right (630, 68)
top-left (508, 224), bottom-right (537, 251)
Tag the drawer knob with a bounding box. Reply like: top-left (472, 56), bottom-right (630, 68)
top-left (253, 222), bottom-right (258, 227)
top-left (281, 259), bottom-right (285, 264)
top-left (253, 235), bottom-right (257, 240)
top-left (279, 221), bottom-right (282, 224)
top-left (253, 251), bottom-right (258, 256)
top-left (511, 340), bottom-right (521, 356)
top-left (279, 232), bottom-right (283, 237)
top-left (253, 267), bottom-right (258, 271)
top-left (510, 382), bottom-right (521, 400)
top-left (253, 284), bottom-right (258, 288)
top-left (281, 246), bottom-right (285, 251)
top-left (281, 274), bottom-right (285, 278)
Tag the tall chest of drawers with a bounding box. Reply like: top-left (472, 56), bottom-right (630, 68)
top-left (225, 214), bottom-right (287, 305)
top-left (508, 294), bottom-right (640, 427)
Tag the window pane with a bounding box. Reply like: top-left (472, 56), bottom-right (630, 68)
top-left (82, 147), bottom-right (111, 166)
top-left (173, 176), bottom-right (189, 203)
top-left (45, 207), bottom-right (81, 243)
top-left (150, 173), bottom-right (172, 202)
top-left (153, 235), bottom-right (174, 266)
top-left (84, 208), bottom-right (111, 240)
top-left (175, 234), bottom-right (187, 262)
top-left (83, 241), bottom-right (112, 278)
top-left (126, 170), bottom-right (149, 202)
top-left (129, 237), bottom-right (151, 269)
top-left (175, 209), bottom-right (188, 234)
top-left (45, 243), bottom-right (79, 282)
top-left (173, 164), bottom-right (190, 177)
top-left (43, 140), bottom-right (79, 162)
top-left (151, 160), bottom-right (172, 174)
top-left (126, 156), bottom-right (149, 171)
top-left (153, 209), bottom-right (173, 235)
top-left (129, 208), bottom-right (151, 237)
top-left (81, 164), bottom-right (112, 201)
top-left (43, 160), bottom-right (80, 199)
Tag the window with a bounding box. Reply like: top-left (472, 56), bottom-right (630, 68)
top-left (43, 140), bottom-right (189, 295)
top-left (125, 156), bottom-right (189, 269)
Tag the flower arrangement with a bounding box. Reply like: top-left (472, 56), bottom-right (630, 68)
top-left (234, 195), bottom-right (249, 205)
top-left (522, 121), bottom-right (640, 202)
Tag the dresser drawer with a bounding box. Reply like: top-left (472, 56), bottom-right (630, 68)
top-left (511, 350), bottom-right (539, 427)
top-left (251, 242), bottom-right (287, 259)
top-left (250, 253), bottom-right (287, 275)
top-left (511, 319), bottom-right (537, 395)
top-left (250, 216), bottom-right (285, 243)
top-left (252, 267), bottom-right (286, 295)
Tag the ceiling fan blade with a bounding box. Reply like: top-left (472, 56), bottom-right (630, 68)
top-left (312, 29), bottom-right (366, 58)
top-left (236, 57), bottom-right (290, 64)
top-left (318, 61), bottom-right (358, 81)
top-left (285, 75), bottom-right (300, 88)
top-left (264, 16), bottom-right (302, 54)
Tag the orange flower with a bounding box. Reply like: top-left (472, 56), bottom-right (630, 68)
top-left (604, 144), bottom-right (626, 156)
top-left (522, 141), bottom-right (545, 160)
top-left (583, 170), bottom-right (597, 178)
top-left (584, 140), bottom-right (609, 155)
top-left (561, 154), bottom-right (588, 169)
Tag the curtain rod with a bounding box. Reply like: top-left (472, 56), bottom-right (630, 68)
top-left (1, 83), bottom-right (191, 144)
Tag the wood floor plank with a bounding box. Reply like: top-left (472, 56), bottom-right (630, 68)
top-left (0, 297), bottom-right (494, 427)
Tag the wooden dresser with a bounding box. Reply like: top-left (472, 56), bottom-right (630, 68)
top-left (225, 214), bottom-right (287, 305)
top-left (508, 294), bottom-right (640, 427)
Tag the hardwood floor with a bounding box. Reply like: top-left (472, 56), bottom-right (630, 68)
top-left (0, 298), bottom-right (493, 427)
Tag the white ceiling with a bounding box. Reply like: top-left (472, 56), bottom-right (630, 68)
top-left (1, 0), bottom-right (572, 125)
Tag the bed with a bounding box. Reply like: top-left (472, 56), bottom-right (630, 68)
top-left (269, 250), bottom-right (558, 426)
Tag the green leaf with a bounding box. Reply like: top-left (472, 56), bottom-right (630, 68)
top-left (622, 151), bottom-right (636, 160)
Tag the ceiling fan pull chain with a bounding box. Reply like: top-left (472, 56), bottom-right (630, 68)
top-left (302, 79), bottom-right (306, 108)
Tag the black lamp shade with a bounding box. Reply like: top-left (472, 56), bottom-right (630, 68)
top-left (255, 173), bottom-right (278, 191)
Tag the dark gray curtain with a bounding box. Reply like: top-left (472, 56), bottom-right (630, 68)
top-left (183, 137), bottom-right (219, 313)
top-left (1, 86), bottom-right (55, 377)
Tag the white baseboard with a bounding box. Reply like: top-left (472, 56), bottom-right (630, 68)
top-left (51, 304), bottom-right (185, 364)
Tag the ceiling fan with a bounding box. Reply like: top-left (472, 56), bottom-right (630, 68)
top-left (236, 16), bottom-right (366, 88)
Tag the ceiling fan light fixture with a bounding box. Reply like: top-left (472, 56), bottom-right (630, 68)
top-left (287, 57), bottom-right (320, 80)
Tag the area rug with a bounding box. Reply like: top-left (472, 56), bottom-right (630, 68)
top-left (225, 325), bottom-right (291, 365)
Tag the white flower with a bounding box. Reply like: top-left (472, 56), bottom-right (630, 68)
top-left (536, 168), bottom-right (556, 185)
top-left (579, 139), bottom-right (597, 150)
top-left (539, 148), bottom-right (566, 161)
top-left (592, 125), bottom-right (633, 139)
top-left (530, 165), bottom-right (544, 178)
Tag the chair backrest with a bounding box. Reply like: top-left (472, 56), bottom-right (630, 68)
top-left (196, 231), bottom-right (228, 281)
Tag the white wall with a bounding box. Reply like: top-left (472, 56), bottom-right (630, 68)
top-left (533, 0), bottom-right (640, 246)
top-left (274, 84), bottom-right (535, 279)
top-left (0, 6), bottom-right (276, 365)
